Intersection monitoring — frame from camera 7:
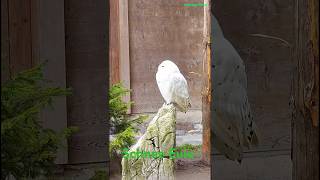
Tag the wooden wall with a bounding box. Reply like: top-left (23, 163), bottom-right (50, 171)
top-left (128, 0), bottom-right (204, 113)
top-left (1, 0), bottom-right (34, 80)
top-left (1, 0), bottom-right (10, 82)
top-left (65, 0), bottom-right (109, 164)
top-left (1, 0), bottom-right (109, 165)
top-left (1, 0), bottom-right (69, 164)
top-left (36, 0), bottom-right (68, 164)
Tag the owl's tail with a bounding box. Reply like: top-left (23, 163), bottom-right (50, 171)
top-left (173, 97), bottom-right (191, 113)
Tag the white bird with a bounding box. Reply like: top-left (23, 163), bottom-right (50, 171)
top-left (211, 15), bottom-right (259, 163)
top-left (156, 60), bottom-right (191, 113)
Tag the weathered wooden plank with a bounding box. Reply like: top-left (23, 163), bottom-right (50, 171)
top-left (202, 0), bottom-right (211, 165)
top-left (128, 0), bottom-right (204, 113)
top-left (119, 0), bottom-right (131, 113)
top-left (31, 0), bottom-right (68, 164)
top-left (30, 0), bottom-right (39, 65)
top-left (8, 0), bottom-right (33, 74)
top-left (292, 0), bottom-right (319, 179)
top-left (65, 0), bottom-right (109, 163)
top-left (1, 0), bottom-right (10, 82)
top-left (109, 0), bottom-right (120, 85)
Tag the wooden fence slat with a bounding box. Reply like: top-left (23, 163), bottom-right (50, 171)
top-left (119, 0), bottom-right (131, 113)
top-left (8, 0), bottom-right (33, 74)
top-left (36, 0), bottom-right (68, 164)
top-left (1, 0), bottom-right (10, 82)
top-left (109, 0), bottom-right (120, 85)
top-left (292, 0), bottom-right (319, 179)
top-left (202, 0), bottom-right (211, 165)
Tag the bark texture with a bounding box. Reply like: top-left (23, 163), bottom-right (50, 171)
top-left (122, 104), bottom-right (176, 180)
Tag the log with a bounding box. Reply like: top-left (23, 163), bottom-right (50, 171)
top-left (122, 104), bottom-right (176, 180)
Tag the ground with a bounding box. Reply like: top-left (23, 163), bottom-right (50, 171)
top-left (54, 108), bottom-right (292, 180)
top-left (110, 158), bottom-right (210, 180)
top-left (175, 159), bottom-right (210, 179)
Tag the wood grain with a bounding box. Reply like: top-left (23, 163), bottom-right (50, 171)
top-left (202, 0), bottom-right (211, 165)
top-left (1, 0), bottom-right (10, 82)
top-left (292, 0), bottom-right (319, 179)
top-left (119, 0), bottom-right (131, 113)
top-left (8, 0), bottom-right (33, 74)
top-left (109, 0), bottom-right (120, 85)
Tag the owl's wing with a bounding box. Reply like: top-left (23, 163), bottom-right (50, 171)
top-left (211, 32), bottom-right (259, 162)
top-left (156, 71), bottom-right (173, 104)
top-left (170, 72), bottom-right (191, 113)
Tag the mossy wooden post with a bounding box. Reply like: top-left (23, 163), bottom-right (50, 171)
top-left (292, 0), bottom-right (319, 179)
top-left (122, 104), bottom-right (176, 180)
top-left (202, 0), bottom-right (212, 165)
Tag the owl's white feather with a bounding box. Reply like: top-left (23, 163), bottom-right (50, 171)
top-left (156, 60), bottom-right (191, 113)
top-left (211, 15), bottom-right (259, 163)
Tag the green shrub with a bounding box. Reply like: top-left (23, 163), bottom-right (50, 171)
top-left (109, 83), bottom-right (147, 134)
top-left (176, 144), bottom-right (202, 151)
top-left (176, 144), bottom-right (202, 158)
top-left (1, 64), bottom-right (77, 179)
top-left (109, 83), bottom-right (148, 155)
top-left (109, 127), bottom-right (136, 154)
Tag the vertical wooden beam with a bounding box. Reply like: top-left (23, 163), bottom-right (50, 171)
top-left (65, 0), bottom-right (109, 164)
top-left (36, 0), bottom-right (68, 164)
top-left (202, 0), bottom-right (212, 165)
top-left (1, 0), bottom-right (10, 82)
top-left (292, 0), bottom-right (319, 179)
top-left (119, 0), bottom-right (131, 113)
top-left (109, 0), bottom-right (120, 85)
top-left (8, 0), bottom-right (33, 75)
top-left (30, 0), bottom-right (39, 66)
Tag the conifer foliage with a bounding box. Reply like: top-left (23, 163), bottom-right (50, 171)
top-left (1, 64), bottom-right (76, 179)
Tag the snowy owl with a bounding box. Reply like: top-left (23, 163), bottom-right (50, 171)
top-left (211, 15), bottom-right (259, 163)
top-left (156, 60), bottom-right (191, 113)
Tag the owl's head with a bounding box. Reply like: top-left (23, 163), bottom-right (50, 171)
top-left (157, 60), bottom-right (180, 73)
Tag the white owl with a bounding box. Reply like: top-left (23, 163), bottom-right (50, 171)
top-left (212, 15), bottom-right (259, 163)
top-left (156, 60), bottom-right (191, 113)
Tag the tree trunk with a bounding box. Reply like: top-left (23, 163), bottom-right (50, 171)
top-left (292, 0), bottom-right (319, 179)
